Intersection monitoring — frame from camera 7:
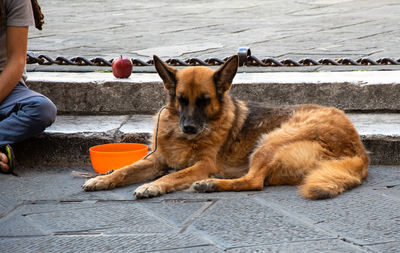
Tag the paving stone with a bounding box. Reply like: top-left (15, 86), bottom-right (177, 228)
top-left (362, 165), bottom-right (400, 188)
top-left (371, 187), bottom-right (400, 203)
top-left (68, 187), bottom-right (136, 201)
top-left (0, 233), bottom-right (210, 253)
top-left (0, 213), bottom-right (47, 237)
top-left (1, 165), bottom-right (400, 251)
top-left (136, 43), bottom-right (224, 57)
top-left (137, 199), bottom-right (213, 228)
top-left (153, 246), bottom-right (224, 252)
top-left (366, 166), bottom-right (400, 201)
top-left (0, 203), bottom-right (8, 218)
top-left (189, 198), bottom-right (333, 248)
top-left (226, 239), bottom-right (366, 253)
top-left (253, 178), bottom-right (400, 245)
top-left (366, 241), bottom-right (400, 253)
top-left (14, 201), bottom-right (175, 235)
top-left (0, 167), bottom-right (122, 210)
top-left (0, 174), bottom-right (24, 216)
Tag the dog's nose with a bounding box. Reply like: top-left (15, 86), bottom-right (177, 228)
top-left (182, 124), bottom-right (198, 134)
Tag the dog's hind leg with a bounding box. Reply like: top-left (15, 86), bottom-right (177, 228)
top-left (192, 167), bottom-right (267, 193)
top-left (299, 156), bottom-right (368, 200)
top-left (193, 140), bottom-right (321, 193)
top-left (192, 150), bottom-right (270, 192)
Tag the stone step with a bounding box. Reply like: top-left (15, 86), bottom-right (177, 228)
top-left (26, 71), bottom-right (400, 115)
top-left (13, 113), bottom-right (400, 168)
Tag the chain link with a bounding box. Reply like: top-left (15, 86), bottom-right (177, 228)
top-left (26, 49), bottom-right (400, 67)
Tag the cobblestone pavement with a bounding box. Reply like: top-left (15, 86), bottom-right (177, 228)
top-left (1, 165), bottom-right (400, 252)
top-left (28, 0), bottom-right (400, 61)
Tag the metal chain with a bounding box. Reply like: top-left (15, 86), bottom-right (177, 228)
top-left (26, 48), bottom-right (400, 67)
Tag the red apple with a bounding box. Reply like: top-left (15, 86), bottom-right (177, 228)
top-left (112, 55), bottom-right (133, 78)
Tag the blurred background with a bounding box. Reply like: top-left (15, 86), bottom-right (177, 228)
top-left (28, 0), bottom-right (400, 61)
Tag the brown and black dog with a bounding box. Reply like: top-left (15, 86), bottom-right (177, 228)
top-left (82, 55), bottom-right (369, 200)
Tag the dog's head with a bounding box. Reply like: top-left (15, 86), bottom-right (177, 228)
top-left (154, 55), bottom-right (239, 136)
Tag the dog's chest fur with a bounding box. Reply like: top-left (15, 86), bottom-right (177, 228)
top-left (156, 111), bottom-right (213, 169)
top-left (155, 101), bottom-right (299, 175)
top-left (160, 138), bottom-right (204, 169)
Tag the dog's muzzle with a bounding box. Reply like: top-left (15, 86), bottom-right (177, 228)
top-left (182, 122), bottom-right (199, 135)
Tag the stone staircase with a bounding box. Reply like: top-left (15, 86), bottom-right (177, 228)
top-left (16, 70), bottom-right (400, 167)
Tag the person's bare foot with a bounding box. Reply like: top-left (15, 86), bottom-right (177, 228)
top-left (0, 152), bottom-right (9, 172)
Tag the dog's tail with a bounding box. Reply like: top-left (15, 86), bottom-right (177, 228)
top-left (299, 156), bottom-right (368, 200)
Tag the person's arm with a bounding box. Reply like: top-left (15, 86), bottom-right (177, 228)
top-left (0, 26), bottom-right (29, 103)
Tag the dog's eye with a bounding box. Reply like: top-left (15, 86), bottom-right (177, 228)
top-left (178, 95), bottom-right (189, 106)
top-left (196, 97), bottom-right (211, 107)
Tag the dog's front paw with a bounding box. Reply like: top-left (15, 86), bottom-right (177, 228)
top-left (134, 183), bottom-right (164, 199)
top-left (82, 176), bottom-right (115, 191)
top-left (192, 179), bottom-right (218, 193)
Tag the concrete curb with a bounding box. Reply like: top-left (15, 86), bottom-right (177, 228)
top-left (14, 114), bottom-right (400, 167)
top-left (26, 71), bottom-right (400, 114)
top-left (14, 115), bottom-right (153, 167)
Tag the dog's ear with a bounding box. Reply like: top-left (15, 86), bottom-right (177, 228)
top-left (153, 55), bottom-right (177, 92)
top-left (214, 55), bottom-right (238, 95)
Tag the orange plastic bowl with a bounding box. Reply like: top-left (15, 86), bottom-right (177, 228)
top-left (89, 143), bottom-right (148, 174)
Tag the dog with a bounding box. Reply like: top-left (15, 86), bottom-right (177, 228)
top-left (82, 55), bottom-right (369, 200)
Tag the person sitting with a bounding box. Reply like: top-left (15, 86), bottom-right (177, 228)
top-left (0, 0), bottom-right (57, 174)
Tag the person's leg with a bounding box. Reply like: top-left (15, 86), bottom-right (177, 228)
top-left (0, 95), bottom-right (57, 145)
top-left (0, 82), bottom-right (57, 173)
